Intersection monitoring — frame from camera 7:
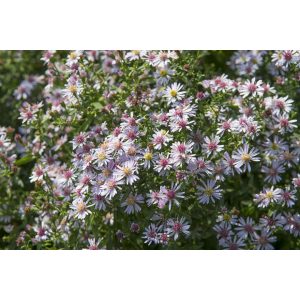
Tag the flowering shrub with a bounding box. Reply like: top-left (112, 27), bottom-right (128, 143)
top-left (1, 50), bottom-right (300, 249)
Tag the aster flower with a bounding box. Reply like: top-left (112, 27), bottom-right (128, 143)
top-left (222, 236), bottom-right (246, 250)
top-left (152, 130), bottom-right (173, 150)
top-left (92, 148), bottom-right (112, 168)
top-left (155, 66), bottom-right (174, 86)
top-left (170, 141), bottom-right (194, 167)
top-left (41, 50), bottom-right (56, 64)
top-left (70, 198), bottom-right (93, 220)
top-left (253, 229), bottom-right (277, 250)
top-left (239, 78), bottom-right (263, 98)
top-left (61, 169), bottom-right (77, 186)
top-left (100, 177), bottom-right (124, 200)
top-left (33, 219), bottom-right (51, 242)
top-left (19, 102), bottom-right (43, 124)
top-left (217, 119), bottom-right (234, 136)
top-left (279, 187), bottom-right (297, 207)
top-left (213, 222), bottom-right (233, 245)
top-left (222, 152), bottom-right (242, 176)
top-left (236, 217), bottom-right (259, 239)
top-left (263, 135), bottom-right (288, 156)
top-left (142, 224), bottom-right (160, 245)
top-left (114, 160), bottom-right (139, 185)
top-left (159, 183), bottom-right (185, 210)
top-left (167, 217), bottom-right (190, 241)
top-left (30, 165), bottom-right (45, 183)
top-left (121, 194), bottom-right (144, 214)
top-left (92, 194), bottom-right (110, 211)
top-left (232, 144), bottom-right (260, 172)
top-left (254, 186), bottom-right (282, 208)
top-left (203, 135), bottom-right (224, 157)
top-left (0, 134), bottom-right (11, 149)
top-left (281, 213), bottom-right (300, 237)
top-left (188, 157), bottom-right (213, 176)
top-left (153, 154), bottom-right (173, 175)
top-left (71, 132), bottom-right (88, 150)
top-left (274, 113), bottom-right (297, 133)
top-left (198, 180), bottom-right (222, 204)
top-left (259, 213), bottom-right (283, 230)
top-left (125, 50), bottom-right (146, 61)
top-left (86, 238), bottom-right (101, 250)
top-left (164, 82), bottom-right (186, 104)
top-left (261, 161), bottom-right (285, 184)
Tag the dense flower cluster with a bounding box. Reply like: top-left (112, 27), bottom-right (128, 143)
top-left (0, 50), bottom-right (300, 249)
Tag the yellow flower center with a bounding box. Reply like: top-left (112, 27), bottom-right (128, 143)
top-left (76, 201), bottom-right (86, 213)
top-left (144, 152), bottom-right (153, 161)
top-left (205, 188), bottom-right (213, 196)
top-left (271, 143), bottom-right (278, 150)
top-left (223, 214), bottom-right (231, 222)
top-left (126, 195), bottom-right (136, 205)
top-left (97, 152), bottom-right (106, 161)
top-left (132, 50), bottom-right (140, 55)
top-left (123, 167), bottom-right (132, 176)
top-left (68, 85), bottom-right (77, 94)
top-left (170, 89), bottom-right (177, 97)
top-left (160, 69), bottom-right (167, 77)
top-left (241, 153), bottom-right (251, 162)
top-left (70, 52), bottom-right (77, 59)
top-left (265, 191), bottom-right (274, 199)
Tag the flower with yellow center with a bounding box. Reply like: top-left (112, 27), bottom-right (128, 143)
top-left (126, 195), bottom-right (136, 205)
top-left (123, 166), bottom-right (132, 176)
top-left (160, 69), bottom-right (168, 77)
top-left (241, 153), bottom-right (251, 162)
top-left (223, 213), bottom-right (231, 222)
top-left (144, 152), bottom-right (153, 161)
top-left (170, 89), bottom-right (177, 97)
top-left (68, 85), bottom-right (77, 94)
top-left (76, 201), bottom-right (86, 213)
top-left (204, 188), bottom-right (214, 197)
top-left (69, 52), bottom-right (77, 60)
top-left (97, 151), bottom-right (106, 161)
top-left (265, 191), bottom-right (274, 199)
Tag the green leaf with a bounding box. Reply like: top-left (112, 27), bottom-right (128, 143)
top-left (15, 155), bottom-right (35, 166)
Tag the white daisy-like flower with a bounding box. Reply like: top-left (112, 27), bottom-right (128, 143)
top-left (70, 198), bottom-right (93, 220)
top-left (164, 82), bottom-right (186, 104)
top-left (92, 148), bottom-right (112, 168)
top-left (261, 161), bottom-right (285, 184)
top-left (167, 217), bottom-right (190, 241)
top-left (253, 229), bottom-right (277, 250)
top-left (198, 180), bottom-right (222, 204)
top-left (121, 194), bottom-right (144, 214)
top-left (152, 130), bottom-right (173, 150)
top-left (114, 160), bottom-right (139, 185)
top-left (239, 78), bottom-right (263, 98)
top-left (202, 135), bottom-right (224, 157)
top-left (125, 50), bottom-right (146, 61)
top-left (29, 165), bottom-right (45, 183)
top-left (232, 144), bottom-right (260, 172)
top-left (254, 186), bottom-right (282, 208)
top-left (100, 177), bottom-right (124, 200)
top-left (159, 183), bottom-right (185, 210)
